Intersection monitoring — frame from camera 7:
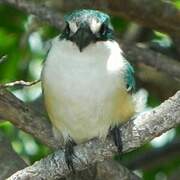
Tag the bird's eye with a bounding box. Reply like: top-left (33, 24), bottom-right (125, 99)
top-left (99, 23), bottom-right (108, 36)
top-left (64, 23), bottom-right (70, 35)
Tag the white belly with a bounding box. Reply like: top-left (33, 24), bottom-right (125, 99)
top-left (42, 37), bottom-right (134, 144)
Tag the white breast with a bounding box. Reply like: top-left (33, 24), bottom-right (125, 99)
top-left (42, 37), bottom-right (133, 144)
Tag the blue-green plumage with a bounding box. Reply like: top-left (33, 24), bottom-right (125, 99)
top-left (125, 62), bottom-right (135, 92)
top-left (64, 9), bottom-right (110, 25)
top-left (61, 9), bottom-right (114, 51)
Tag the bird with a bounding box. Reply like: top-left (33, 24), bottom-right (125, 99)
top-left (41, 9), bottom-right (136, 170)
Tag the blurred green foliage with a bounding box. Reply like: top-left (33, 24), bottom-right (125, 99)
top-left (0, 3), bottom-right (179, 179)
top-left (172, 0), bottom-right (180, 9)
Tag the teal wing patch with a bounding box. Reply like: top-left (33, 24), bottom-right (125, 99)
top-left (124, 62), bottom-right (135, 93)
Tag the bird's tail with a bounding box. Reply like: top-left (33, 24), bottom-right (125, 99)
top-left (132, 88), bottom-right (149, 115)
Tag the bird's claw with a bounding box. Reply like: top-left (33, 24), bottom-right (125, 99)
top-left (65, 140), bottom-right (76, 173)
top-left (111, 126), bottom-right (123, 153)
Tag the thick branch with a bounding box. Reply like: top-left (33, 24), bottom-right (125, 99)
top-left (60, 0), bottom-right (180, 37)
top-left (0, 88), bottom-right (140, 179)
top-left (105, 0), bottom-right (180, 37)
top-left (95, 160), bottom-right (140, 180)
top-left (0, 1), bottom-right (179, 178)
top-left (123, 44), bottom-right (180, 81)
top-left (7, 91), bottom-right (180, 179)
top-left (0, 88), bottom-right (58, 149)
top-left (1, 0), bottom-right (180, 37)
top-left (0, 90), bottom-right (135, 180)
top-left (0, 131), bottom-right (27, 179)
top-left (65, 160), bottom-right (140, 180)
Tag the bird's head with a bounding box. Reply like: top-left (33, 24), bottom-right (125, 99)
top-left (60, 9), bottom-right (114, 51)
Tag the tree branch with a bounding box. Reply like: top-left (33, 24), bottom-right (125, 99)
top-left (65, 160), bottom-right (140, 180)
top-left (105, 0), bottom-right (180, 37)
top-left (7, 91), bottom-right (180, 179)
top-left (0, 87), bottom-right (140, 179)
top-left (95, 160), bottom-right (140, 180)
top-left (0, 88), bottom-right (58, 149)
top-left (123, 44), bottom-right (180, 82)
top-left (0, 0), bottom-right (64, 30)
top-left (0, 131), bottom-right (27, 179)
top-left (0, 79), bottom-right (40, 88)
top-left (1, 0), bottom-right (180, 37)
top-left (0, 1), bottom-right (179, 178)
top-left (59, 0), bottom-right (180, 37)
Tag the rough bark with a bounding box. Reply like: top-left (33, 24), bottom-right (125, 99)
top-left (0, 88), bottom-right (58, 149)
top-left (0, 86), bottom-right (142, 180)
top-left (7, 91), bottom-right (180, 179)
top-left (95, 160), bottom-right (140, 180)
top-left (64, 160), bottom-right (140, 180)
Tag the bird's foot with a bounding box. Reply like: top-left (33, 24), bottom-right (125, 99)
top-left (111, 126), bottom-right (123, 153)
top-left (65, 140), bottom-right (76, 172)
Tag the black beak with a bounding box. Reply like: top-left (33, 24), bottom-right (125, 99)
top-left (69, 24), bottom-right (94, 52)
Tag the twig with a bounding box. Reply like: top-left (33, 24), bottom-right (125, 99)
top-left (0, 79), bottom-right (41, 88)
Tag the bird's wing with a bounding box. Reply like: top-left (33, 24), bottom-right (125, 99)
top-left (124, 61), bottom-right (135, 93)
